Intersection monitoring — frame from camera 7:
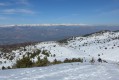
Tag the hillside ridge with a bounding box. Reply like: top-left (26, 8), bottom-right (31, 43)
top-left (0, 30), bottom-right (119, 69)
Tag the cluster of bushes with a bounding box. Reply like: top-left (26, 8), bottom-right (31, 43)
top-left (89, 57), bottom-right (108, 64)
top-left (10, 56), bottom-right (108, 70)
top-left (14, 56), bottom-right (50, 68)
top-left (27, 50), bottom-right (50, 59)
top-left (13, 57), bottom-right (83, 69)
top-left (42, 50), bottom-right (50, 57)
top-left (35, 56), bottom-right (50, 67)
top-left (51, 54), bottom-right (56, 57)
top-left (30, 49), bottom-right (41, 58)
top-left (64, 58), bottom-right (83, 63)
top-left (51, 59), bottom-right (62, 64)
top-left (15, 57), bottom-right (33, 68)
top-left (2, 66), bottom-right (11, 70)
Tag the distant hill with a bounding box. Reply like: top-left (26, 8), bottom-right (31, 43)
top-left (0, 30), bottom-right (119, 69)
top-left (0, 26), bottom-right (119, 45)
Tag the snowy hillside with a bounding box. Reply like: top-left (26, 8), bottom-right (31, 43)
top-left (0, 62), bottom-right (119, 80)
top-left (0, 30), bottom-right (119, 69)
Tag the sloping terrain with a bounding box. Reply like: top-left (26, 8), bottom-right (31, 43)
top-left (0, 30), bottom-right (119, 69)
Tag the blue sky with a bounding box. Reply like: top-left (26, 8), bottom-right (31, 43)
top-left (0, 0), bottom-right (119, 25)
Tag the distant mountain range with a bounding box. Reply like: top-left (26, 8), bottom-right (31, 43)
top-left (0, 25), bottom-right (119, 45)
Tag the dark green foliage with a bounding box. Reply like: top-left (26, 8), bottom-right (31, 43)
top-left (30, 49), bottom-right (41, 58)
top-left (2, 66), bottom-right (6, 70)
top-left (23, 55), bottom-right (25, 58)
top-left (42, 57), bottom-right (50, 66)
top-left (36, 49), bottom-right (41, 54)
top-left (30, 53), bottom-right (36, 58)
top-left (23, 47), bottom-right (27, 51)
top-left (65, 58), bottom-right (71, 63)
top-left (9, 56), bottom-right (14, 60)
top-left (7, 66), bottom-right (11, 69)
top-left (52, 59), bottom-right (62, 64)
top-left (26, 52), bottom-right (31, 58)
top-left (14, 54), bottom-right (83, 69)
top-left (53, 54), bottom-right (56, 57)
top-left (35, 57), bottom-right (50, 67)
top-left (64, 58), bottom-right (83, 63)
top-left (64, 58), bottom-right (71, 63)
top-left (37, 56), bottom-right (41, 61)
top-left (42, 50), bottom-right (49, 57)
top-left (16, 57), bottom-right (33, 68)
top-left (97, 58), bottom-right (102, 63)
top-left (72, 58), bottom-right (83, 62)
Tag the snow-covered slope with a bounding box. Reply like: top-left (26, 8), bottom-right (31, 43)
top-left (0, 62), bottom-right (119, 80)
top-left (0, 30), bottom-right (119, 69)
top-left (67, 30), bottom-right (119, 62)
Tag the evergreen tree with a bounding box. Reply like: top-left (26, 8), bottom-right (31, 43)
top-left (2, 66), bottom-right (6, 70)
top-left (16, 57), bottom-right (33, 68)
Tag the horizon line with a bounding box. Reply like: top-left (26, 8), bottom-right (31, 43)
top-left (0, 24), bottom-right (119, 27)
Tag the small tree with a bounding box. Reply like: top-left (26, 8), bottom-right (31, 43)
top-left (43, 57), bottom-right (50, 66)
top-left (53, 54), bottom-right (56, 57)
top-left (98, 58), bottom-right (102, 63)
top-left (90, 57), bottom-right (95, 64)
top-left (16, 57), bottom-right (33, 68)
top-left (36, 57), bottom-right (50, 67)
top-left (7, 66), bottom-right (11, 69)
top-left (42, 50), bottom-right (49, 57)
top-left (37, 56), bottom-right (41, 61)
top-left (52, 59), bottom-right (62, 64)
top-left (2, 66), bottom-right (6, 70)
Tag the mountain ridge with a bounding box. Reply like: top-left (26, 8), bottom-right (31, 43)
top-left (0, 26), bottom-right (119, 45)
top-left (0, 30), bottom-right (119, 69)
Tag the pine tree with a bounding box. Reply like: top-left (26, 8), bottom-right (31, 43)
top-left (2, 66), bottom-right (6, 70)
top-left (16, 57), bottom-right (33, 68)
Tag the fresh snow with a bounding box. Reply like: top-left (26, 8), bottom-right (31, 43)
top-left (0, 31), bottom-right (119, 68)
top-left (0, 63), bottom-right (119, 80)
top-left (0, 31), bottom-right (119, 80)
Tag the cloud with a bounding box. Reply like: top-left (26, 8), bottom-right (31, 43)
top-left (0, 0), bottom-right (30, 6)
top-left (0, 2), bottom-right (10, 6)
top-left (16, 0), bottom-right (29, 5)
top-left (1, 9), bottom-right (35, 14)
top-left (0, 3), bottom-right (6, 6)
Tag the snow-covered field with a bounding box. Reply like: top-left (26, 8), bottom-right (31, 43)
top-left (0, 30), bottom-right (119, 68)
top-left (0, 30), bottom-right (119, 80)
top-left (0, 63), bottom-right (119, 80)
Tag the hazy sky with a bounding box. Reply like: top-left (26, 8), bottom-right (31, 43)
top-left (0, 0), bottom-right (119, 25)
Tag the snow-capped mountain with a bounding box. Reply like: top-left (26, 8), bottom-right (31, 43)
top-left (0, 30), bottom-right (119, 69)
